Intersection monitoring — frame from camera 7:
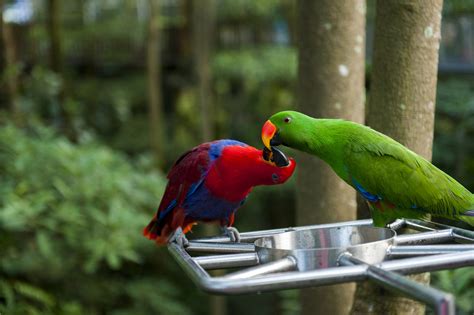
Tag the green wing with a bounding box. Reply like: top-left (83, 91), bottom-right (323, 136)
top-left (344, 132), bottom-right (474, 221)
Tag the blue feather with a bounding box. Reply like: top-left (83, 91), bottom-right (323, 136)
top-left (209, 139), bottom-right (247, 161)
top-left (352, 178), bottom-right (381, 202)
top-left (184, 184), bottom-right (241, 224)
top-left (158, 199), bottom-right (177, 221)
top-left (158, 180), bottom-right (205, 221)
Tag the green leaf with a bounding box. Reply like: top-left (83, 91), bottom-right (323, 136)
top-left (13, 281), bottom-right (55, 308)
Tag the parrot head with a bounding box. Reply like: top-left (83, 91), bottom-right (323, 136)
top-left (221, 144), bottom-right (296, 188)
top-left (262, 110), bottom-right (308, 152)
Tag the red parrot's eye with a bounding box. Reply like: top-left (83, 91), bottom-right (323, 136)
top-left (284, 117), bottom-right (291, 123)
top-left (272, 173), bottom-right (279, 183)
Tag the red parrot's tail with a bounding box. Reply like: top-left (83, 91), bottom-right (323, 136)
top-left (143, 217), bottom-right (169, 245)
top-left (143, 208), bottom-right (195, 245)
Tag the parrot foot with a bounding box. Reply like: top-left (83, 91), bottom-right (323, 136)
top-left (387, 219), bottom-right (406, 230)
top-left (169, 227), bottom-right (189, 248)
top-left (178, 234), bottom-right (189, 248)
top-left (224, 226), bottom-right (241, 243)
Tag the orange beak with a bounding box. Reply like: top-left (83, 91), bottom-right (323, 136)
top-left (261, 120), bottom-right (277, 150)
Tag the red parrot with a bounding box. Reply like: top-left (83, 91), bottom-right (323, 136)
top-left (143, 139), bottom-right (296, 245)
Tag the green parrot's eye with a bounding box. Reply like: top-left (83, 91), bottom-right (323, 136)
top-left (284, 117), bottom-right (292, 123)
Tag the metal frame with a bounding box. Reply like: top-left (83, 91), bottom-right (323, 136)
top-left (168, 219), bottom-right (474, 315)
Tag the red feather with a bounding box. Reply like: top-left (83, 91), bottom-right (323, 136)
top-left (143, 144), bottom-right (210, 243)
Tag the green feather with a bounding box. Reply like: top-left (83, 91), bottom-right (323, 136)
top-left (268, 110), bottom-right (474, 227)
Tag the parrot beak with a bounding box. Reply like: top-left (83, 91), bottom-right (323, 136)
top-left (270, 146), bottom-right (290, 167)
top-left (262, 146), bottom-right (290, 167)
top-left (262, 120), bottom-right (288, 166)
top-left (262, 120), bottom-right (277, 150)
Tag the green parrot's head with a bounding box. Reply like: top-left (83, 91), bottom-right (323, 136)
top-left (262, 110), bottom-right (308, 152)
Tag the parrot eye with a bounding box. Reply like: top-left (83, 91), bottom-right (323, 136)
top-left (272, 173), bottom-right (279, 182)
top-left (284, 117), bottom-right (291, 123)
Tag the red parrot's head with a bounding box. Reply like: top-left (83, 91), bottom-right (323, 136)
top-left (221, 145), bottom-right (296, 187)
top-left (258, 146), bottom-right (296, 185)
top-left (205, 144), bottom-right (296, 201)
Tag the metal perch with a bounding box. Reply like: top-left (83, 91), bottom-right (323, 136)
top-left (168, 219), bottom-right (474, 315)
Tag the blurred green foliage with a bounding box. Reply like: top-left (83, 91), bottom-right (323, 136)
top-left (433, 268), bottom-right (474, 314)
top-left (431, 77), bottom-right (474, 314)
top-left (433, 78), bottom-right (474, 189)
top-left (443, 0), bottom-right (474, 15)
top-left (217, 0), bottom-right (282, 19)
top-left (213, 47), bottom-right (296, 85)
top-left (0, 123), bottom-right (194, 315)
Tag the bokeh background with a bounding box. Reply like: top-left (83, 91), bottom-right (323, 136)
top-left (0, 0), bottom-right (473, 314)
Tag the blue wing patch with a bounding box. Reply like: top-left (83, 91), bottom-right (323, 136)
top-left (158, 180), bottom-right (205, 222)
top-left (158, 199), bottom-right (177, 221)
top-left (209, 139), bottom-right (247, 161)
top-left (183, 184), bottom-right (242, 222)
top-left (352, 178), bottom-right (381, 203)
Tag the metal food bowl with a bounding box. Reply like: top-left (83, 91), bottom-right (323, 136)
top-left (255, 225), bottom-right (396, 270)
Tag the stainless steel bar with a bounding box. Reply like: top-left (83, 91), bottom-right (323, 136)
top-left (453, 232), bottom-right (474, 244)
top-left (194, 253), bottom-right (259, 270)
top-left (339, 254), bottom-right (454, 315)
top-left (169, 251), bottom-right (474, 294)
top-left (191, 219), bottom-right (374, 243)
top-left (404, 219), bottom-right (437, 232)
top-left (216, 252), bottom-right (474, 294)
top-left (381, 250), bottom-right (474, 274)
top-left (389, 245), bottom-right (474, 257)
top-left (204, 252), bottom-right (474, 294)
top-left (206, 264), bottom-right (368, 294)
top-left (186, 241), bottom-right (255, 254)
top-left (168, 241), bottom-right (210, 287)
top-left (394, 229), bottom-right (454, 245)
top-left (224, 256), bottom-right (297, 279)
top-left (406, 219), bottom-right (474, 241)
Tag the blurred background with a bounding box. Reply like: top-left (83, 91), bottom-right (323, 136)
top-left (0, 0), bottom-right (473, 314)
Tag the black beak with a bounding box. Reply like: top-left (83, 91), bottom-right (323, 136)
top-left (262, 146), bottom-right (290, 167)
top-left (271, 146), bottom-right (289, 167)
top-left (270, 131), bottom-right (282, 146)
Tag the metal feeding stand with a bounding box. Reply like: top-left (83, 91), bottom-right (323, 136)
top-left (168, 219), bottom-right (474, 315)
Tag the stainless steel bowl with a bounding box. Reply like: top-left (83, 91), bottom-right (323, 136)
top-left (255, 225), bottom-right (396, 271)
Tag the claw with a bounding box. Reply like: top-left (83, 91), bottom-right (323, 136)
top-left (169, 227), bottom-right (189, 248)
top-left (224, 226), bottom-right (241, 243)
top-left (387, 219), bottom-right (406, 230)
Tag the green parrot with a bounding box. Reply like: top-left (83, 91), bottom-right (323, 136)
top-left (261, 110), bottom-right (474, 227)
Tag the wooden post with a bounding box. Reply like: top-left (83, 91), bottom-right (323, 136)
top-left (351, 1), bottom-right (443, 314)
top-left (296, 0), bottom-right (366, 314)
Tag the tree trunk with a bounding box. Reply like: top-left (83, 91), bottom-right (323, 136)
top-left (2, 20), bottom-right (21, 120)
top-left (351, 1), bottom-right (443, 314)
top-left (296, 1), bottom-right (366, 315)
top-left (147, 0), bottom-right (165, 168)
top-left (47, 0), bottom-right (62, 74)
top-left (46, 0), bottom-right (76, 139)
top-left (193, 0), bottom-right (216, 142)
